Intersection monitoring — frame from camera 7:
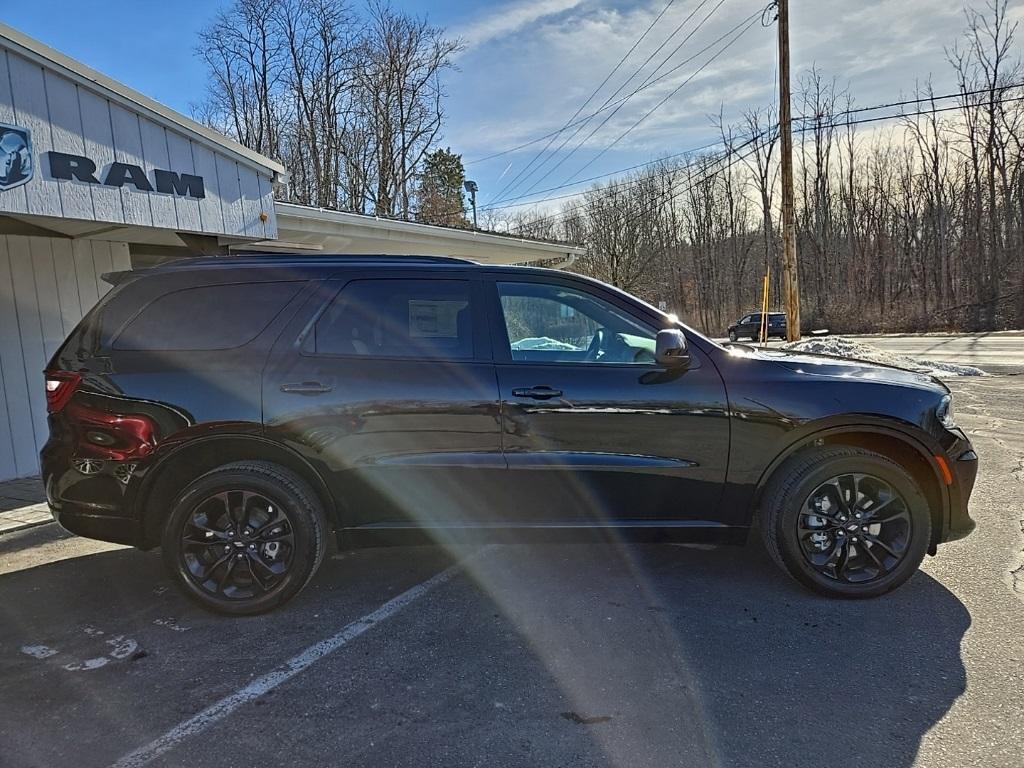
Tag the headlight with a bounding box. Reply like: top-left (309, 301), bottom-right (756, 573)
top-left (936, 395), bottom-right (956, 429)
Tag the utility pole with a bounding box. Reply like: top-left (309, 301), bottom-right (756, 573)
top-left (777, 0), bottom-right (801, 341)
top-left (464, 180), bottom-right (479, 229)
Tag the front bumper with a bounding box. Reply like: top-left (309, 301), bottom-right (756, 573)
top-left (945, 447), bottom-right (978, 543)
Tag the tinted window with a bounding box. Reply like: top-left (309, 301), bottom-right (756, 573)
top-left (312, 279), bottom-right (473, 359)
top-left (113, 282), bottom-right (301, 351)
top-left (497, 281), bottom-right (656, 365)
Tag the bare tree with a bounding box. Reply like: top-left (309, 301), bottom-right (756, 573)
top-left (194, 0), bottom-right (461, 217)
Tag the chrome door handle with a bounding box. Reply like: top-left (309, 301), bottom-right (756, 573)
top-left (280, 381), bottom-right (333, 394)
top-left (512, 386), bottom-right (563, 400)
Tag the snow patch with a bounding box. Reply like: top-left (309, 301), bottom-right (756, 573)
top-left (783, 337), bottom-right (985, 377)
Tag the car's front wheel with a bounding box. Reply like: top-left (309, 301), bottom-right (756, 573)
top-left (161, 461), bottom-right (328, 615)
top-left (728, 330), bottom-right (737, 342)
top-left (759, 447), bottom-right (931, 598)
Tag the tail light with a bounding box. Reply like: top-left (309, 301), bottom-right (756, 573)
top-left (66, 401), bottom-right (157, 461)
top-left (45, 371), bottom-right (81, 413)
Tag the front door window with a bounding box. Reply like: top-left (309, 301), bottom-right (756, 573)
top-left (497, 281), bottom-right (657, 365)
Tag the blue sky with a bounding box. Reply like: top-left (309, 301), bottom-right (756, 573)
top-left (4, 0), bottom-right (1009, 219)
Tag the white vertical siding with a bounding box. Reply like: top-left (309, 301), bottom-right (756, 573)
top-left (78, 86), bottom-right (124, 223)
top-left (5, 52), bottom-right (62, 217)
top-left (214, 153), bottom-right (245, 236)
top-left (43, 70), bottom-right (93, 220)
top-left (165, 129), bottom-right (202, 233)
top-left (108, 103), bottom-right (153, 227)
top-left (0, 48), bottom-right (28, 214)
top-left (0, 234), bottom-right (130, 481)
top-left (0, 239), bottom-right (35, 476)
top-left (139, 117), bottom-right (177, 229)
top-left (0, 44), bottom-right (277, 238)
top-left (191, 143), bottom-right (226, 234)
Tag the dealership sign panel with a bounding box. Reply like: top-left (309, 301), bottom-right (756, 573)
top-left (0, 121), bottom-right (32, 191)
top-left (0, 42), bottom-right (277, 239)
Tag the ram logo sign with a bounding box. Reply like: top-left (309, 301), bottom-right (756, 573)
top-left (0, 123), bottom-right (33, 191)
top-left (47, 150), bottom-right (206, 199)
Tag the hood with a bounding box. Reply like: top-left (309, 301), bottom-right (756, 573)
top-left (725, 345), bottom-right (948, 392)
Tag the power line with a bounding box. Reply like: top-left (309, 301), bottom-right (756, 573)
top-left (465, 1), bottom-right (747, 167)
top-left (482, 0), bottom-right (679, 208)
top-left (806, 80), bottom-right (1024, 119)
top-left (468, 67), bottom-right (1024, 168)
top-left (490, 0), bottom-right (737, 207)
top-left (488, 0), bottom-right (723, 207)
top-left (510, 132), bottom-right (765, 231)
top-left (477, 138), bottom-right (727, 210)
top-left (550, 8), bottom-right (763, 195)
top-left (431, 86), bottom-right (1024, 227)
top-left (502, 92), bottom-right (1024, 233)
top-left (492, 87), bottom-right (1024, 215)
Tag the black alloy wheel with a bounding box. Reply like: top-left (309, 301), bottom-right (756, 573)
top-left (162, 461), bottom-right (328, 615)
top-left (797, 473), bottom-right (912, 583)
top-left (180, 489), bottom-right (296, 600)
top-left (760, 447), bottom-right (931, 598)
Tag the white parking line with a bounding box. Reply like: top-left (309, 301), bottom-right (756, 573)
top-left (110, 552), bottom-right (483, 768)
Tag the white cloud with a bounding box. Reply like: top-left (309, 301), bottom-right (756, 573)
top-left (442, 0), bottom-right (995, 210)
top-left (453, 0), bottom-right (589, 50)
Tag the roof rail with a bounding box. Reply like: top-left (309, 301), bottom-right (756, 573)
top-left (149, 254), bottom-right (478, 272)
top-left (229, 254), bottom-right (475, 264)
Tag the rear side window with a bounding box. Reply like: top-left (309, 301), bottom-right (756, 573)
top-left (113, 282), bottom-right (300, 351)
top-left (310, 279), bottom-right (473, 359)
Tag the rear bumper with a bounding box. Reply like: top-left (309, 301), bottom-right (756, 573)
top-left (41, 441), bottom-right (144, 547)
top-left (47, 501), bottom-right (141, 546)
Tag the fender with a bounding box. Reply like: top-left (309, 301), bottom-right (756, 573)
top-left (744, 417), bottom-right (951, 533)
top-left (132, 431), bottom-right (338, 547)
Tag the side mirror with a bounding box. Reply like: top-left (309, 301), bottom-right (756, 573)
top-left (655, 329), bottom-right (690, 368)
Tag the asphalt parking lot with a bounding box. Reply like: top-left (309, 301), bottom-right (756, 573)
top-left (2, 374), bottom-right (1023, 768)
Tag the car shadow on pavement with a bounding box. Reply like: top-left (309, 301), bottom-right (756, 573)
top-left (0, 530), bottom-right (969, 768)
top-left (633, 544), bottom-right (970, 768)
top-left (422, 540), bottom-right (971, 768)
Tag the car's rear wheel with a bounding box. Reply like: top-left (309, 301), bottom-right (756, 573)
top-left (760, 447), bottom-right (931, 598)
top-left (161, 461), bottom-right (328, 615)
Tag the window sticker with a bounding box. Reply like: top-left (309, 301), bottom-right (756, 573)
top-left (408, 300), bottom-right (466, 339)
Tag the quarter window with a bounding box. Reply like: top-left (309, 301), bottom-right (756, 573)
top-left (113, 282), bottom-right (301, 351)
top-left (311, 279), bottom-right (474, 359)
top-left (497, 281), bottom-right (656, 365)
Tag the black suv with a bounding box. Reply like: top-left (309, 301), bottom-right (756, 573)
top-left (41, 256), bottom-right (977, 614)
top-left (729, 312), bottom-right (787, 342)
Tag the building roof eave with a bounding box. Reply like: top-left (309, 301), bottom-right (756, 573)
top-left (272, 202), bottom-right (585, 264)
top-left (0, 22), bottom-right (286, 178)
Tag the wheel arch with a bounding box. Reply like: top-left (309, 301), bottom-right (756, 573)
top-left (751, 422), bottom-right (949, 553)
top-left (136, 434), bottom-right (338, 549)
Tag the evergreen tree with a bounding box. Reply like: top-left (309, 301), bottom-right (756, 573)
top-left (415, 147), bottom-right (470, 228)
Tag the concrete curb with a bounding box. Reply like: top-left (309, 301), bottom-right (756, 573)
top-left (0, 504), bottom-right (54, 536)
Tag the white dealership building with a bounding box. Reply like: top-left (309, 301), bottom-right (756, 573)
top-left (0, 22), bottom-right (582, 482)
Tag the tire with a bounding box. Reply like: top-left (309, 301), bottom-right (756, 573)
top-left (161, 461), bottom-right (328, 615)
top-left (759, 447), bottom-right (931, 598)
top-left (728, 331), bottom-right (737, 342)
